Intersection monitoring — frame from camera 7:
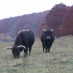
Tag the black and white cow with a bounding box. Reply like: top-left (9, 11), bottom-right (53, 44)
top-left (3, 30), bottom-right (35, 58)
top-left (41, 29), bottom-right (55, 53)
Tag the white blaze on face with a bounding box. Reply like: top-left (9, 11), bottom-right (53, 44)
top-left (46, 36), bottom-right (50, 39)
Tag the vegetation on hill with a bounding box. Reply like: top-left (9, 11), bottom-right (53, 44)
top-left (41, 3), bottom-right (73, 37)
top-left (0, 3), bottom-right (73, 41)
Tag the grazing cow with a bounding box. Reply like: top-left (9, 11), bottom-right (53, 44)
top-left (3, 30), bottom-right (35, 58)
top-left (41, 29), bottom-right (55, 53)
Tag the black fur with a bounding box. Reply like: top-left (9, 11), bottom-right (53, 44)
top-left (12, 30), bottom-right (35, 58)
top-left (41, 29), bottom-right (55, 53)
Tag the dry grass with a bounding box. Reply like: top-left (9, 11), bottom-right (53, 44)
top-left (0, 35), bottom-right (73, 73)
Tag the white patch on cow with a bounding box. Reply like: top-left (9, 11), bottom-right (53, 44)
top-left (46, 36), bottom-right (50, 39)
top-left (18, 30), bottom-right (29, 34)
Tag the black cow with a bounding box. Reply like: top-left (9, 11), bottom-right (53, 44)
top-left (3, 30), bottom-right (35, 58)
top-left (41, 29), bottom-right (55, 53)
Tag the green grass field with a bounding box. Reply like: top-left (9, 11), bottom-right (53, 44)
top-left (0, 35), bottom-right (73, 73)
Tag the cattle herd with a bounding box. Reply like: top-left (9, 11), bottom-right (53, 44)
top-left (3, 29), bottom-right (55, 58)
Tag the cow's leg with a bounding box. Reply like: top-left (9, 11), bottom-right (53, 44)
top-left (42, 43), bottom-right (45, 52)
top-left (45, 47), bottom-right (48, 53)
top-left (47, 43), bottom-right (52, 53)
top-left (47, 48), bottom-right (50, 52)
top-left (29, 45), bottom-right (32, 55)
top-left (43, 45), bottom-right (44, 52)
top-left (24, 47), bottom-right (28, 57)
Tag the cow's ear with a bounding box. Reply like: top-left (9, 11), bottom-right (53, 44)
top-left (3, 46), bottom-right (12, 51)
top-left (42, 29), bottom-right (46, 31)
top-left (50, 29), bottom-right (54, 31)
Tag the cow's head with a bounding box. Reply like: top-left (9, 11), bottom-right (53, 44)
top-left (42, 29), bottom-right (54, 39)
top-left (3, 45), bottom-right (26, 58)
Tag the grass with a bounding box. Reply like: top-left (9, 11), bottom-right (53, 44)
top-left (0, 35), bottom-right (73, 73)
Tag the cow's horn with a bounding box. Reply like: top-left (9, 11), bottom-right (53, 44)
top-left (3, 46), bottom-right (12, 51)
top-left (42, 29), bottom-right (46, 31)
top-left (17, 45), bottom-right (26, 49)
top-left (50, 29), bottom-right (54, 31)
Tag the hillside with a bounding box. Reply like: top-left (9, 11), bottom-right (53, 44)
top-left (0, 3), bottom-right (73, 41)
top-left (0, 11), bottom-right (48, 37)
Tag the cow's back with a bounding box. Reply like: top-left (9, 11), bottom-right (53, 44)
top-left (14, 30), bottom-right (34, 47)
top-left (20, 30), bottom-right (35, 47)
